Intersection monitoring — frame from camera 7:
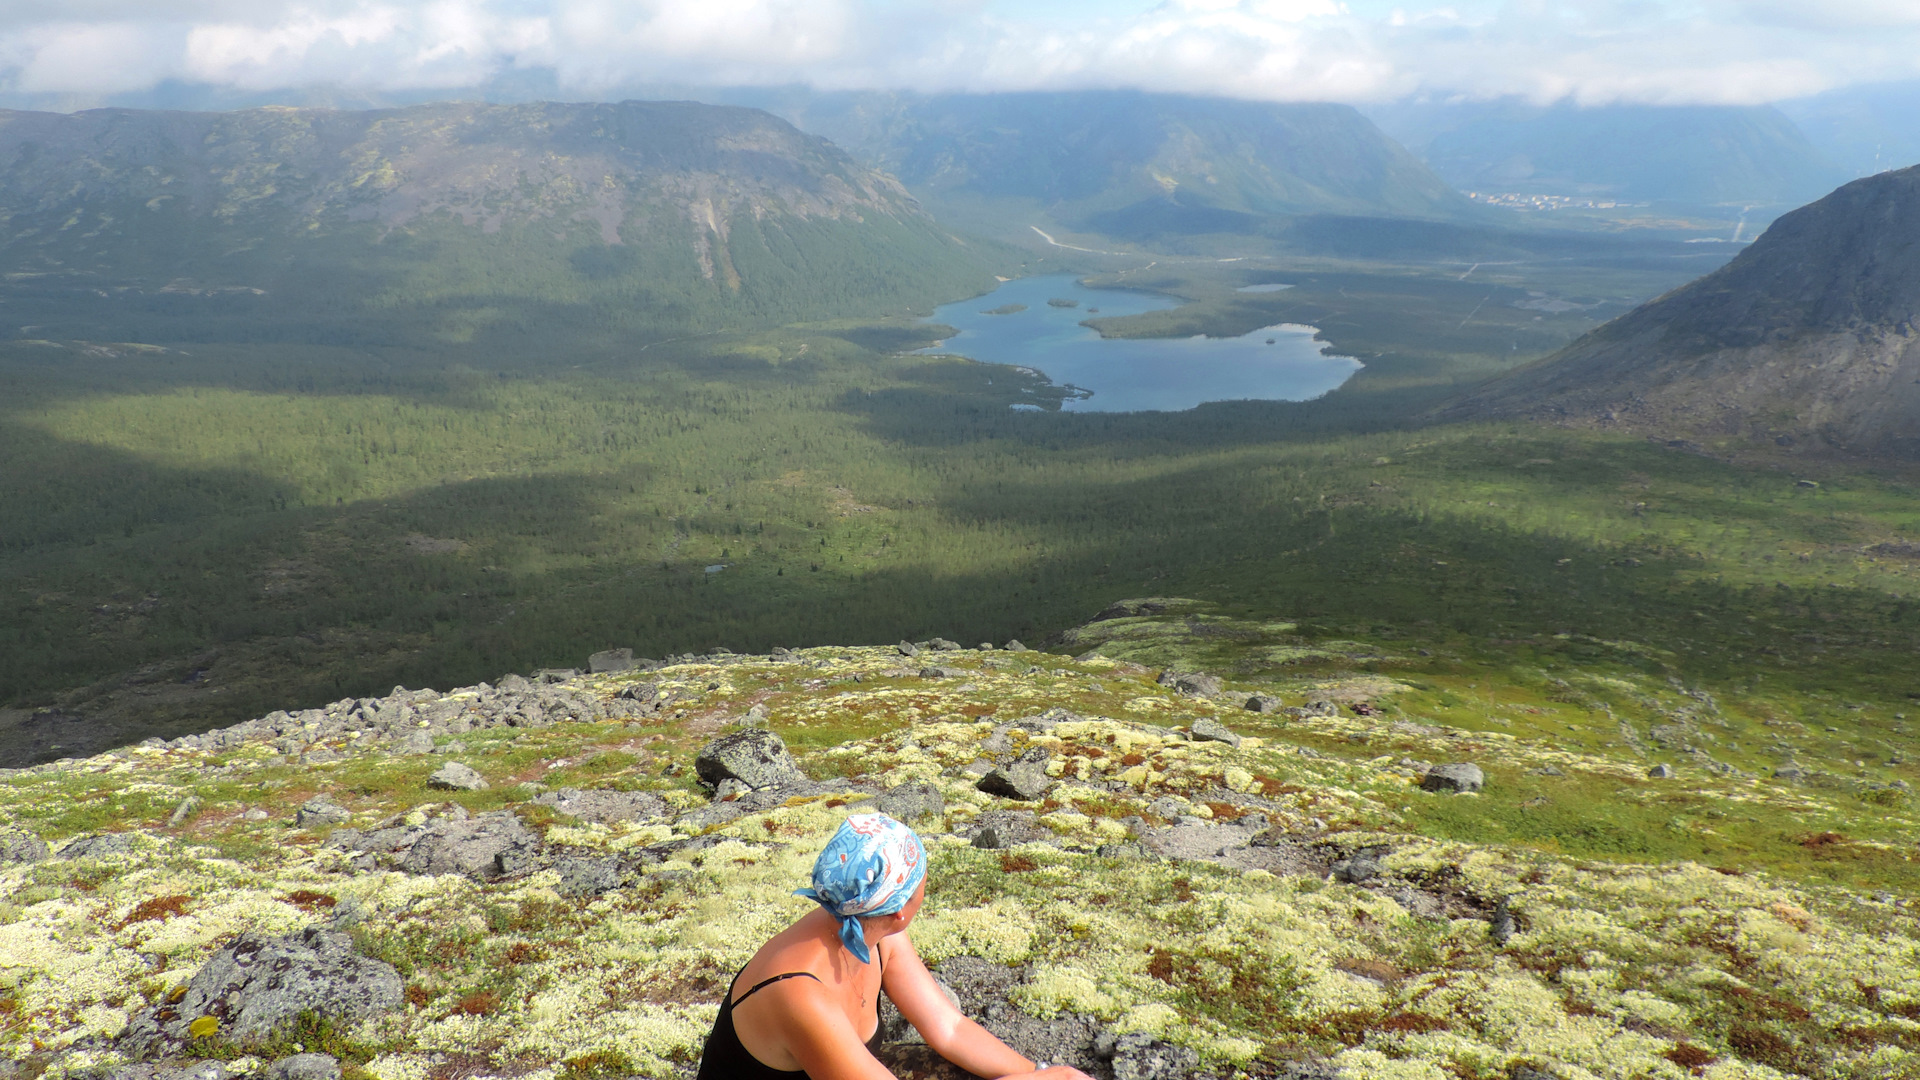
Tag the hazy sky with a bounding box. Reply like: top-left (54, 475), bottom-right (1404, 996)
top-left (6, 0), bottom-right (1920, 107)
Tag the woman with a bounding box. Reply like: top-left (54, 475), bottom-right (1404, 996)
top-left (697, 813), bottom-right (1095, 1080)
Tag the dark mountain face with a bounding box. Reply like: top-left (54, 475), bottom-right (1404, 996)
top-left (0, 100), bottom-right (991, 345)
top-left (1436, 166), bottom-right (1920, 454)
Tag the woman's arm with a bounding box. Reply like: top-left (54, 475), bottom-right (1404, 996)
top-left (880, 936), bottom-right (1095, 1080)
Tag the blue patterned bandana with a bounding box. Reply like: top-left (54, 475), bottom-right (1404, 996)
top-left (794, 813), bottom-right (927, 963)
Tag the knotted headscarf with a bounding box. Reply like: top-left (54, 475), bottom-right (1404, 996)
top-left (794, 813), bottom-right (927, 964)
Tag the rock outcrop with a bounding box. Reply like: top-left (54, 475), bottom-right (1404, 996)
top-left (120, 929), bottom-right (402, 1057)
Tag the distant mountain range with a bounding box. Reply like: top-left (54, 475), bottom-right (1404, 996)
top-left (0, 100), bottom-right (994, 346)
top-left (653, 88), bottom-right (1470, 243)
top-left (1777, 79), bottom-right (1920, 180)
top-left (1436, 165), bottom-right (1920, 455)
top-left (1368, 101), bottom-right (1848, 211)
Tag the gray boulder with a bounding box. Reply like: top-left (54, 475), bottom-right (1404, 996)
top-left (976, 747), bottom-right (1055, 802)
top-left (1188, 717), bottom-right (1241, 748)
top-left (695, 730), bottom-right (805, 791)
top-left (296, 798), bottom-right (352, 828)
top-left (1109, 1033), bottom-right (1200, 1080)
top-left (1490, 897), bottom-right (1516, 945)
top-left (427, 762), bottom-right (488, 791)
top-left (920, 666), bottom-right (968, 679)
top-left (1003, 639), bottom-right (1028, 652)
top-left (1243, 695), bottom-right (1285, 714)
top-left (1157, 671), bottom-right (1222, 697)
top-left (554, 856), bottom-right (624, 897)
top-left (1420, 763), bottom-right (1485, 794)
top-left (533, 788), bottom-right (668, 824)
top-left (875, 782), bottom-right (946, 824)
top-left (713, 778), bottom-right (751, 801)
top-left (393, 730), bottom-right (434, 756)
top-left (1331, 849), bottom-right (1384, 884)
top-left (896, 641), bottom-right (919, 657)
top-left (1646, 764), bottom-right (1675, 779)
top-left (120, 928), bottom-right (401, 1057)
top-left (60, 833), bottom-right (134, 858)
top-left (588, 648), bottom-right (635, 674)
top-left (0, 827), bottom-right (49, 864)
top-left (929, 638), bottom-right (962, 651)
top-left (402, 812), bottom-right (537, 877)
top-left (268, 1055), bottom-right (340, 1080)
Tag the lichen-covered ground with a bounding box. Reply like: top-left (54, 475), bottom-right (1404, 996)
top-left (3, 605), bottom-right (1918, 1080)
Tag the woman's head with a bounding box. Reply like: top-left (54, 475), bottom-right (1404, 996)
top-left (794, 813), bottom-right (927, 963)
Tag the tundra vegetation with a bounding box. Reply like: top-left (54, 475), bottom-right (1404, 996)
top-left (1, 625), bottom-right (1915, 1080)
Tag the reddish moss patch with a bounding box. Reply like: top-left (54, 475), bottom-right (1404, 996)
top-left (115, 894), bottom-right (192, 930)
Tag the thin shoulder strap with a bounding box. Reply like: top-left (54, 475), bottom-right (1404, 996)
top-left (732, 971), bottom-right (822, 1007)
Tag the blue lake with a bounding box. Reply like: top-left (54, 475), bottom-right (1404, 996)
top-left (918, 274), bottom-right (1361, 413)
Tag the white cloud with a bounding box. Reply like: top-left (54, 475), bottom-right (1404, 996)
top-left (0, 0), bottom-right (1918, 105)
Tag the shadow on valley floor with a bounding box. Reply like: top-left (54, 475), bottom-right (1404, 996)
top-left (9, 402), bottom-right (1920, 766)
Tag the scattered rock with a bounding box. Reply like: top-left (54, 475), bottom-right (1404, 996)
top-left (1420, 763), bottom-right (1485, 794)
top-left (167, 797), bottom-right (201, 828)
top-left (1331, 849), bottom-right (1384, 884)
top-left (1774, 765), bottom-right (1807, 782)
top-left (876, 782), bottom-right (946, 824)
top-left (554, 855), bottom-right (624, 897)
top-left (1157, 671), bottom-right (1222, 697)
top-left (695, 730), bottom-right (805, 791)
top-left (267, 1055), bottom-right (340, 1080)
top-left (920, 666), bottom-right (968, 679)
top-left (929, 638), bottom-right (962, 651)
top-left (427, 762), bottom-right (489, 791)
top-left (393, 730), bottom-right (434, 756)
top-left (0, 827), bottom-right (49, 864)
top-left (896, 641), bottom-right (919, 657)
top-left (965, 811), bottom-right (1048, 850)
top-left (1646, 763), bottom-right (1675, 779)
top-left (534, 788), bottom-right (668, 824)
top-left (1003, 639), bottom-right (1028, 651)
top-left (1188, 717), bottom-right (1241, 748)
top-left (713, 778), bottom-right (751, 800)
top-left (587, 648), bottom-right (635, 674)
top-left (976, 747), bottom-right (1055, 801)
top-left (60, 832), bottom-right (134, 858)
top-left (402, 812), bottom-right (537, 878)
top-left (1243, 694), bottom-right (1284, 714)
top-left (1109, 1033), bottom-right (1200, 1080)
top-left (120, 928), bottom-right (402, 1057)
top-left (1490, 897), bottom-right (1516, 945)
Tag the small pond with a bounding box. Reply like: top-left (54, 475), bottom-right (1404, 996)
top-left (918, 274), bottom-right (1360, 413)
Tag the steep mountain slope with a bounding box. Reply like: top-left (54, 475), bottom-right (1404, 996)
top-left (1370, 101), bottom-right (1845, 210)
top-left (719, 89), bottom-right (1471, 240)
top-left (1435, 165), bottom-right (1920, 452)
top-left (0, 101), bottom-right (993, 346)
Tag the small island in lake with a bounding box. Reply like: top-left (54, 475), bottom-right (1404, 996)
top-left (982, 303), bottom-right (1028, 315)
top-left (1047, 297), bottom-right (1079, 308)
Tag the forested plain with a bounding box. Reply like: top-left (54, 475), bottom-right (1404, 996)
top-left (8, 221), bottom-right (1920, 777)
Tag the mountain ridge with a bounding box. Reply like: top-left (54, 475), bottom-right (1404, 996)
top-left (0, 100), bottom-right (995, 346)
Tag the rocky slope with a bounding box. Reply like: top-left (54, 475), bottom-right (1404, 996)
top-left (0, 101), bottom-right (992, 344)
top-left (1434, 165), bottom-right (1920, 453)
top-left (1, 607), bottom-right (1915, 1080)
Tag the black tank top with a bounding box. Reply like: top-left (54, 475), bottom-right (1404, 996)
top-left (695, 960), bottom-right (884, 1079)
